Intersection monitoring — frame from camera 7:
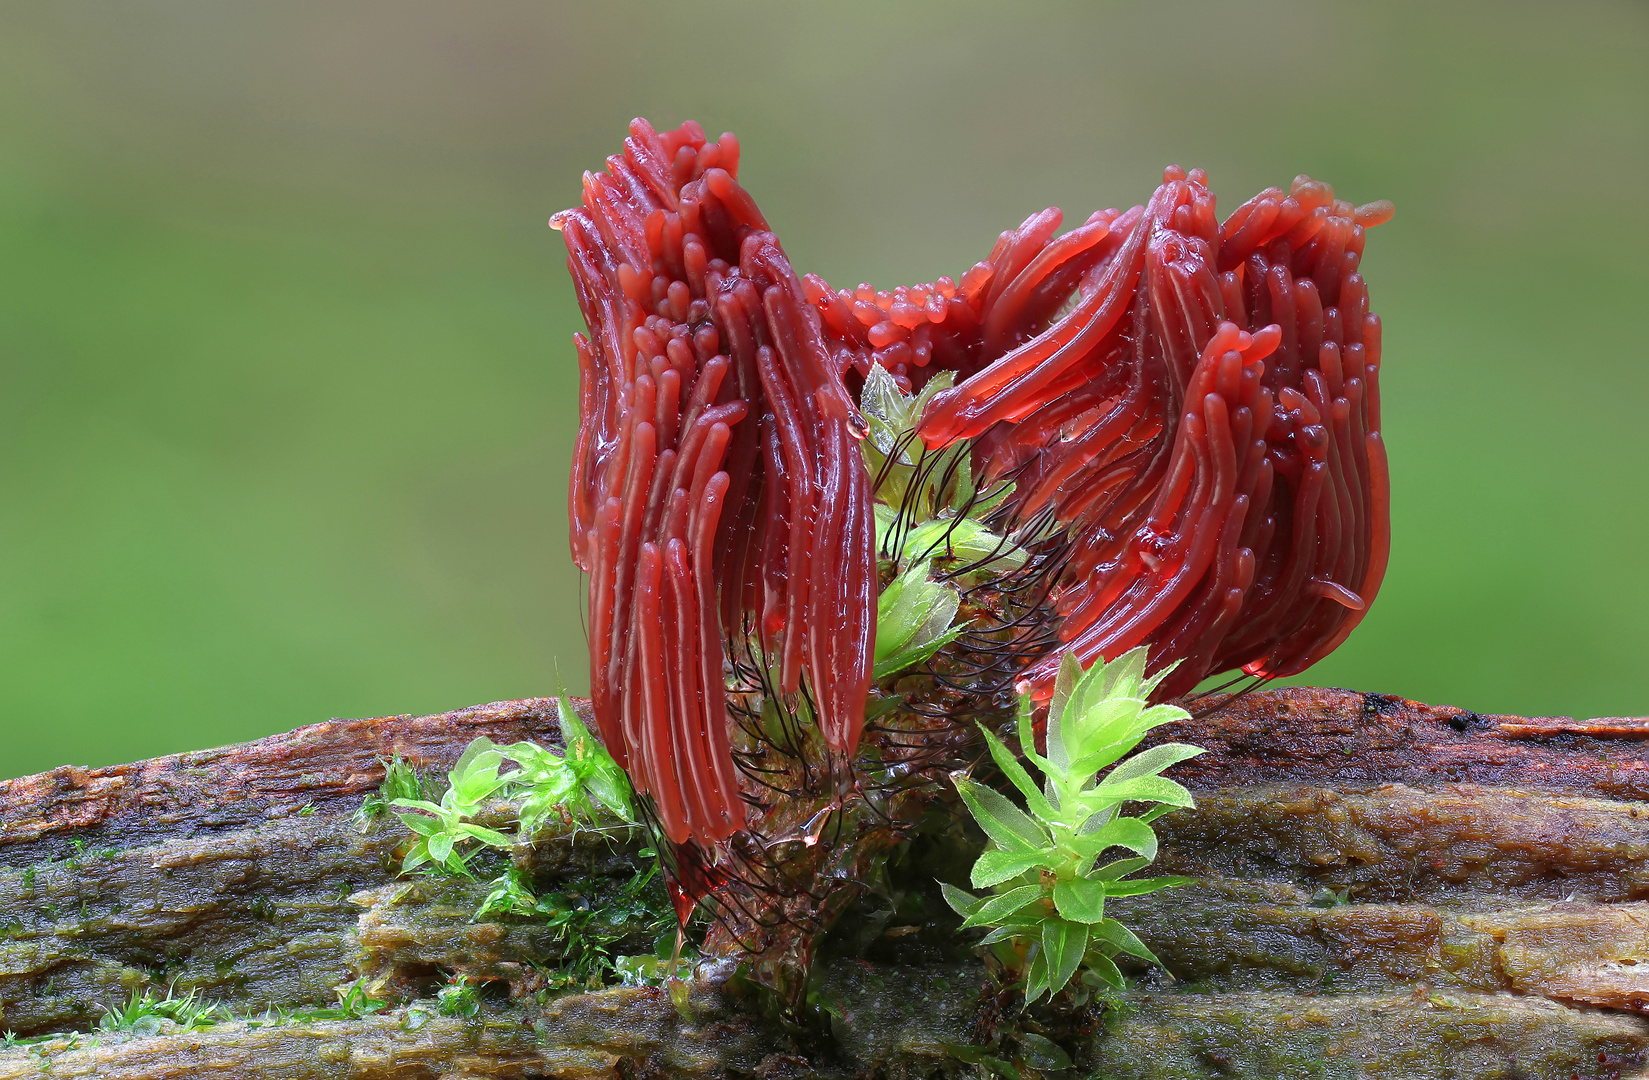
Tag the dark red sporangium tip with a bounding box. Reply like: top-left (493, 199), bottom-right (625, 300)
top-left (555, 123), bottom-right (1393, 851)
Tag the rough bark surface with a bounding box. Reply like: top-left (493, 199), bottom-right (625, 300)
top-left (0, 698), bottom-right (571, 862)
top-left (2, 689), bottom-right (1648, 1079)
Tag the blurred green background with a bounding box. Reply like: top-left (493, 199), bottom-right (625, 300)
top-left (2, 2), bottom-right (1645, 780)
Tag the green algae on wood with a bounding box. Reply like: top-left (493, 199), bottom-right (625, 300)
top-left (0, 801), bottom-right (652, 1036)
top-left (0, 983), bottom-right (781, 1080)
top-left (1089, 992), bottom-right (1649, 1080)
top-left (1111, 879), bottom-right (1649, 1010)
top-left (5, 693), bottom-right (1649, 1077)
top-left (1152, 783), bottom-right (1649, 903)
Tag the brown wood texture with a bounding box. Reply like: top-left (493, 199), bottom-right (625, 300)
top-left (4, 688), bottom-right (1649, 1079)
top-left (1159, 686), bottom-right (1649, 798)
top-left (0, 698), bottom-right (597, 864)
top-left (13, 686), bottom-right (1646, 864)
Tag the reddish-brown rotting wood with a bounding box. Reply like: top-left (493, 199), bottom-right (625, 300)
top-left (0, 698), bottom-right (592, 861)
top-left (7, 691), bottom-right (1649, 1069)
top-left (9, 689), bottom-right (1646, 864)
top-left (1156, 687), bottom-right (1649, 799)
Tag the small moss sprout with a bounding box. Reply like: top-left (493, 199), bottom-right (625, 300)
top-left (389, 695), bottom-right (635, 879)
top-left (97, 986), bottom-right (228, 1036)
top-left (943, 646), bottom-right (1202, 1003)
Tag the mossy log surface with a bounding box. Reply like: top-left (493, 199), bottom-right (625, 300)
top-left (3, 689), bottom-right (1649, 1078)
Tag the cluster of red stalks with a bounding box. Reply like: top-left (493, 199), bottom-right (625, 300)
top-left (554, 119), bottom-right (1391, 927)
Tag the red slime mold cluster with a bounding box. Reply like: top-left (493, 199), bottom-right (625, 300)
top-left (554, 118), bottom-right (1392, 851)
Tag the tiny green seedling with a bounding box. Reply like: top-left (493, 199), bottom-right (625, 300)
top-left (860, 366), bottom-right (1013, 544)
top-left (860, 365), bottom-right (1020, 568)
top-left (435, 974), bottom-right (481, 1019)
top-left (243, 986), bottom-right (387, 1027)
top-left (318, 980), bottom-right (390, 1021)
top-left (861, 363), bottom-right (1028, 683)
top-left (390, 697), bottom-right (636, 880)
top-left (494, 695), bottom-right (635, 837)
top-left (391, 739), bottom-right (517, 877)
top-left (357, 754), bottom-right (433, 823)
top-left (530, 859), bottom-right (675, 989)
top-left (473, 867), bottom-right (540, 921)
top-left (874, 559), bottom-right (966, 680)
top-left (97, 986), bottom-right (227, 1036)
top-left (944, 646), bottom-right (1202, 1003)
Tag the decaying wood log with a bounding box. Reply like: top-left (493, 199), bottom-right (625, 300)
top-left (2, 689), bottom-right (1649, 1079)
top-left (0, 699), bottom-right (572, 858)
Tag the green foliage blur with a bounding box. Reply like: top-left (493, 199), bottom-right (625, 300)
top-left (2, 2), bottom-right (1646, 779)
